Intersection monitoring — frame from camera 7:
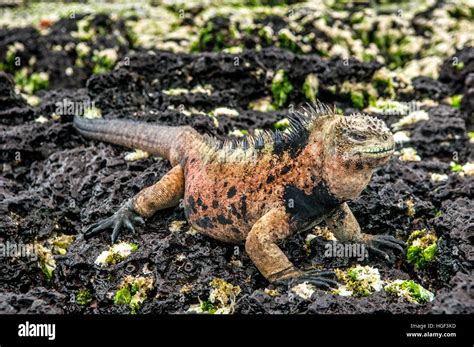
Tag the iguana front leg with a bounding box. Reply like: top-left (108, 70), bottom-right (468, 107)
top-left (324, 203), bottom-right (405, 262)
top-left (83, 164), bottom-right (184, 243)
top-left (246, 207), bottom-right (338, 289)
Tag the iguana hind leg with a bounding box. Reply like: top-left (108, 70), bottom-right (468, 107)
top-left (84, 164), bottom-right (184, 243)
top-left (132, 164), bottom-right (184, 218)
top-left (245, 207), bottom-right (337, 289)
top-left (324, 202), bottom-right (405, 262)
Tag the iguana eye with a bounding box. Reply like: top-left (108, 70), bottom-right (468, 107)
top-left (349, 132), bottom-right (367, 141)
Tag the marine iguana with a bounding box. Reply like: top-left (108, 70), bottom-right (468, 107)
top-left (74, 102), bottom-right (404, 287)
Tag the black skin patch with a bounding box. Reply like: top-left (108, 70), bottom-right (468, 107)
top-left (187, 196), bottom-right (197, 214)
top-left (240, 195), bottom-right (248, 221)
top-left (271, 125), bottom-right (310, 158)
top-left (212, 200), bottom-right (219, 208)
top-left (196, 217), bottom-right (214, 229)
top-left (356, 161), bottom-right (364, 170)
top-left (183, 206), bottom-right (190, 219)
top-left (283, 182), bottom-right (341, 227)
top-left (231, 227), bottom-right (240, 234)
top-left (196, 197), bottom-right (208, 210)
top-left (266, 175), bottom-right (275, 184)
top-left (230, 204), bottom-right (242, 218)
top-left (217, 214), bottom-right (233, 225)
top-left (227, 186), bottom-right (237, 198)
top-left (280, 165), bottom-right (291, 175)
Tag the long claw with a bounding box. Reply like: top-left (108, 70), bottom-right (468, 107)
top-left (364, 234), bottom-right (405, 263)
top-left (132, 216), bottom-right (145, 225)
top-left (83, 217), bottom-right (113, 239)
top-left (291, 270), bottom-right (339, 290)
top-left (82, 199), bottom-right (145, 243)
top-left (302, 279), bottom-right (331, 290)
top-left (374, 239), bottom-right (404, 253)
top-left (368, 246), bottom-right (391, 262)
top-left (384, 236), bottom-right (406, 247)
top-left (377, 234), bottom-right (404, 242)
top-left (304, 270), bottom-right (336, 278)
top-left (124, 219), bottom-right (135, 234)
top-left (299, 277), bottom-right (339, 288)
top-left (111, 222), bottom-right (123, 244)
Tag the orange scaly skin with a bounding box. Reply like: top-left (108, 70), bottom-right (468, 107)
top-left (74, 103), bottom-right (405, 286)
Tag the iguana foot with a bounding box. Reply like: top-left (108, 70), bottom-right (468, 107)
top-left (278, 270), bottom-right (339, 290)
top-left (363, 234), bottom-right (405, 263)
top-left (83, 199), bottom-right (145, 243)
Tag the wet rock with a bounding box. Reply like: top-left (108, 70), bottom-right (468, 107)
top-left (0, 288), bottom-right (66, 314)
top-left (0, 72), bottom-right (31, 125)
top-left (412, 76), bottom-right (449, 100)
top-left (432, 272), bottom-right (474, 314)
top-left (462, 73), bottom-right (474, 123)
top-left (410, 105), bottom-right (468, 161)
top-left (439, 47), bottom-right (474, 94)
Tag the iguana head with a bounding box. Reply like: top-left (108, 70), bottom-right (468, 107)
top-left (331, 113), bottom-right (394, 168)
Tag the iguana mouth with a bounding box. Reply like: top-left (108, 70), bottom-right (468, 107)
top-left (357, 145), bottom-right (394, 157)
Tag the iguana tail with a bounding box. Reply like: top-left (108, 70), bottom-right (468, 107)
top-left (73, 115), bottom-right (195, 163)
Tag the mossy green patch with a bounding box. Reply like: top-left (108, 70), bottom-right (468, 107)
top-left (373, 70), bottom-right (395, 99)
top-left (350, 90), bottom-right (365, 109)
top-left (273, 118), bottom-right (289, 131)
top-left (76, 289), bottom-right (93, 305)
top-left (271, 69), bottom-right (293, 108)
top-left (450, 94), bottom-right (462, 109)
top-left (1, 46), bottom-right (18, 72)
top-left (190, 278), bottom-right (241, 314)
top-left (385, 280), bottom-right (434, 304)
top-left (95, 241), bottom-right (138, 266)
top-left (303, 73), bottom-right (319, 103)
top-left (14, 70), bottom-right (49, 94)
top-left (51, 234), bottom-right (75, 255)
top-left (453, 61), bottom-right (464, 70)
top-left (406, 229), bottom-right (438, 270)
top-left (191, 22), bottom-right (227, 53)
top-left (278, 28), bottom-right (301, 53)
top-left (341, 81), bottom-right (377, 109)
top-left (334, 265), bottom-right (383, 297)
top-left (114, 276), bottom-right (154, 314)
top-left (92, 49), bottom-right (118, 75)
top-left (450, 161), bottom-right (462, 172)
top-left (34, 243), bottom-right (56, 281)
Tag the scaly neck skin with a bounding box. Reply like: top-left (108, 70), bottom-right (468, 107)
top-left (314, 118), bottom-right (375, 201)
top-left (322, 155), bottom-right (373, 201)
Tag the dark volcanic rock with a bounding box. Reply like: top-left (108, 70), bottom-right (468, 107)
top-left (0, 11), bottom-right (472, 315)
top-left (412, 76), bottom-right (450, 100)
top-left (0, 72), bottom-right (32, 125)
top-left (432, 272), bottom-right (474, 314)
